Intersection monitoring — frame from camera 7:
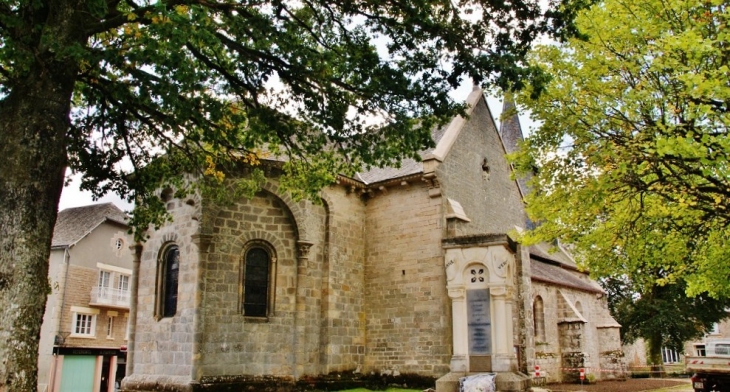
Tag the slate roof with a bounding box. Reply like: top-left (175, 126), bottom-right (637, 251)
top-left (354, 123), bottom-right (449, 185)
top-left (530, 242), bottom-right (578, 269)
top-left (52, 203), bottom-right (128, 248)
top-left (530, 257), bottom-right (603, 294)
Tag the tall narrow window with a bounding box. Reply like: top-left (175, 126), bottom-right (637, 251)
top-left (574, 301), bottom-right (584, 318)
top-left (107, 316), bottom-right (114, 338)
top-left (98, 270), bottom-right (111, 290)
top-left (533, 296), bottom-right (545, 342)
top-left (118, 275), bottom-right (129, 292)
top-left (98, 270), bottom-right (112, 302)
top-left (118, 275), bottom-right (130, 301)
top-left (157, 245), bottom-right (179, 318)
top-left (243, 248), bottom-right (270, 317)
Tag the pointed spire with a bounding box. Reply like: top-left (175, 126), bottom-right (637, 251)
top-left (499, 91), bottom-right (524, 155)
top-left (499, 91), bottom-right (532, 217)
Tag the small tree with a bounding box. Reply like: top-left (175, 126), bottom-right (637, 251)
top-left (604, 275), bottom-right (729, 374)
top-left (513, 0), bottom-right (730, 297)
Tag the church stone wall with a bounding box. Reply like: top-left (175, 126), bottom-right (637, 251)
top-left (196, 189), bottom-right (306, 377)
top-left (531, 280), bottom-right (622, 383)
top-left (127, 180), bottom-right (336, 388)
top-left (319, 186), bottom-right (368, 373)
top-left (131, 197), bottom-right (200, 384)
top-left (530, 283), bottom-right (561, 382)
top-left (363, 183), bottom-right (451, 377)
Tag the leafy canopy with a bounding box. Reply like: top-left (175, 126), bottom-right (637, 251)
top-left (1, 0), bottom-right (586, 238)
top-left (603, 274), bottom-right (729, 365)
top-left (513, 0), bottom-right (730, 297)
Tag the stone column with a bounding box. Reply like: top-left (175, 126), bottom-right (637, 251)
top-left (293, 240), bottom-right (314, 379)
top-left (297, 240), bottom-right (314, 268)
top-left (190, 233), bottom-right (212, 382)
top-left (93, 355), bottom-right (103, 392)
top-left (448, 287), bottom-right (467, 372)
top-left (505, 289), bottom-right (516, 371)
top-left (107, 355), bottom-right (118, 392)
top-left (125, 243), bottom-right (143, 378)
top-left (491, 286), bottom-right (513, 372)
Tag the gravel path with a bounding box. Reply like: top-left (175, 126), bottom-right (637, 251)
top-left (544, 378), bottom-right (692, 392)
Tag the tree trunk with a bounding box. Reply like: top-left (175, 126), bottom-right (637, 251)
top-left (0, 2), bottom-right (86, 389)
top-left (647, 331), bottom-right (665, 378)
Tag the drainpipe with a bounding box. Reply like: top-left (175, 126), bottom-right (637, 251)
top-left (56, 247), bottom-right (71, 337)
top-left (125, 243), bottom-right (143, 378)
top-left (48, 247), bottom-right (71, 392)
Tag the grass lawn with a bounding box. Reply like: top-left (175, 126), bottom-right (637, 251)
top-left (336, 389), bottom-right (423, 392)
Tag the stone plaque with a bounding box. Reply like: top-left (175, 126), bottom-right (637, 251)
top-left (467, 289), bottom-right (491, 355)
top-left (469, 355), bottom-right (492, 372)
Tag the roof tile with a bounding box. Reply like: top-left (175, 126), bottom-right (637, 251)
top-left (52, 203), bottom-right (128, 247)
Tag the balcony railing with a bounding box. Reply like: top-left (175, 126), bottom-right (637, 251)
top-left (90, 287), bottom-right (130, 309)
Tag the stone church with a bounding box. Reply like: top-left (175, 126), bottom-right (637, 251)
top-left (122, 88), bottom-right (624, 392)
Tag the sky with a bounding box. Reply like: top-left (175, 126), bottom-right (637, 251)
top-left (58, 173), bottom-right (135, 212)
top-left (57, 85), bottom-right (535, 212)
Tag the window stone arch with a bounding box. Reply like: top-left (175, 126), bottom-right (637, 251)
top-left (240, 240), bottom-right (277, 318)
top-left (156, 243), bottom-right (180, 319)
top-left (533, 295), bottom-right (546, 342)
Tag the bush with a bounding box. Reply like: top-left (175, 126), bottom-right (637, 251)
top-left (630, 372), bottom-right (651, 379)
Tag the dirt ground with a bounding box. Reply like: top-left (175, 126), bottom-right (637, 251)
top-left (544, 378), bottom-right (691, 391)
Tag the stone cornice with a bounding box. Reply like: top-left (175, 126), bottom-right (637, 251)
top-left (335, 172), bottom-right (429, 200)
top-left (441, 234), bottom-right (517, 252)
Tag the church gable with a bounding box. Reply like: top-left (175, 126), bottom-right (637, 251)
top-left (433, 93), bottom-right (527, 237)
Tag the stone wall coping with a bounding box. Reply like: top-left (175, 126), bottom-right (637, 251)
top-left (558, 318), bottom-right (587, 324)
top-left (596, 323), bottom-right (622, 329)
top-left (441, 234), bottom-right (516, 252)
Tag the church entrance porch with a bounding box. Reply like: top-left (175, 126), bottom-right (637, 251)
top-left (436, 234), bottom-right (530, 392)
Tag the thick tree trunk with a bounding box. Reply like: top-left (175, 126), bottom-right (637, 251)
top-left (0, 76), bottom-right (75, 392)
top-left (647, 332), bottom-right (665, 378)
top-left (0, 1), bottom-right (85, 389)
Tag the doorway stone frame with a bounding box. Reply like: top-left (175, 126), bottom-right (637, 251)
top-left (443, 234), bottom-right (518, 373)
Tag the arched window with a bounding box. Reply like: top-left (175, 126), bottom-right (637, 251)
top-left (574, 301), bottom-right (584, 318)
top-left (533, 296), bottom-right (545, 342)
top-left (157, 244), bottom-right (179, 318)
top-left (242, 247), bottom-right (271, 317)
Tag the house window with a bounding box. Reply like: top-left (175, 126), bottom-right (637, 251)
top-left (157, 244), bottom-right (180, 318)
top-left (710, 323), bottom-right (720, 335)
top-left (242, 247), bottom-right (272, 318)
top-left (107, 316), bottom-right (114, 338)
top-left (99, 270), bottom-right (111, 290)
top-left (662, 347), bottom-right (680, 363)
top-left (118, 275), bottom-right (130, 300)
top-left (73, 313), bottom-right (96, 337)
top-left (533, 296), bottom-right (546, 342)
top-left (716, 344), bottom-right (730, 355)
top-left (696, 345), bottom-right (706, 356)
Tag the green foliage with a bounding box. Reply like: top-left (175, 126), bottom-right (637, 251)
top-left (603, 275), bottom-right (730, 365)
top-left (1, 0), bottom-right (587, 241)
top-left (514, 0), bottom-right (730, 297)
